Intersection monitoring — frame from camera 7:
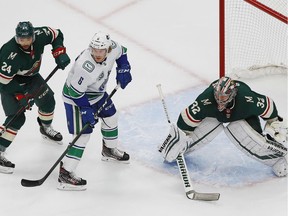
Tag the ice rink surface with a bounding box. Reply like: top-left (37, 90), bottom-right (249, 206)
top-left (0, 0), bottom-right (287, 215)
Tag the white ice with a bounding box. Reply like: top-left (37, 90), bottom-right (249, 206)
top-left (0, 0), bottom-right (287, 216)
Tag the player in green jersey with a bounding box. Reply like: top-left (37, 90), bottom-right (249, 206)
top-left (158, 76), bottom-right (287, 177)
top-left (0, 21), bottom-right (71, 174)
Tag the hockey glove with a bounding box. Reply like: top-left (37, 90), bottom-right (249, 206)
top-left (80, 106), bottom-right (97, 127)
top-left (15, 93), bottom-right (34, 110)
top-left (264, 119), bottom-right (287, 145)
top-left (116, 64), bottom-right (132, 89)
top-left (52, 46), bottom-right (71, 70)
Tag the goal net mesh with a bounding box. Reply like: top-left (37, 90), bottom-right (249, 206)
top-left (223, 0), bottom-right (287, 79)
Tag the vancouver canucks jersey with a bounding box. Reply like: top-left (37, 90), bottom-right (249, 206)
top-left (62, 40), bottom-right (126, 105)
top-left (177, 80), bottom-right (278, 131)
top-left (0, 27), bottom-right (64, 86)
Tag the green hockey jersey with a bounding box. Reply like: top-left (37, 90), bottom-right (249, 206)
top-left (0, 26), bottom-right (65, 93)
top-left (177, 80), bottom-right (278, 131)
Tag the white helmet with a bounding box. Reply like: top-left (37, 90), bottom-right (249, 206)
top-left (89, 31), bottom-right (112, 52)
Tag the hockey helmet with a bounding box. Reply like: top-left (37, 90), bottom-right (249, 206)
top-left (89, 31), bottom-right (112, 52)
top-left (15, 21), bottom-right (35, 40)
top-left (214, 76), bottom-right (237, 111)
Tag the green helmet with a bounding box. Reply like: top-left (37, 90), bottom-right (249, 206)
top-left (15, 21), bottom-right (35, 39)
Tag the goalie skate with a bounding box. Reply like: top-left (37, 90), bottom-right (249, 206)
top-left (37, 117), bottom-right (63, 145)
top-left (0, 151), bottom-right (15, 174)
top-left (57, 162), bottom-right (87, 191)
top-left (101, 141), bottom-right (130, 163)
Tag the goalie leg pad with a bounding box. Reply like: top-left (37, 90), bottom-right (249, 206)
top-left (224, 120), bottom-right (286, 172)
top-left (186, 117), bottom-right (224, 152)
top-left (272, 157), bottom-right (287, 177)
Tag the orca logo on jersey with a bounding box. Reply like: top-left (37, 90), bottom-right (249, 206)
top-left (83, 60), bottom-right (94, 73)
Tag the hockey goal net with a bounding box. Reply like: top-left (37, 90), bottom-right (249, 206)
top-left (219, 0), bottom-right (288, 79)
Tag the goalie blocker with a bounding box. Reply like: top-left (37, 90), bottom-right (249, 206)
top-left (159, 118), bottom-right (287, 177)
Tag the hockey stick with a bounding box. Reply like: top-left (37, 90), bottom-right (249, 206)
top-left (156, 84), bottom-right (220, 201)
top-left (0, 65), bottom-right (60, 136)
top-left (21, 84), bottom-right (120, 187)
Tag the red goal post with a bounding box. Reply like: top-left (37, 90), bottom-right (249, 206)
top-left (219, 0), bottom-right (288, 78)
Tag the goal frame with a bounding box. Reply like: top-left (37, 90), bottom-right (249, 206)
top-left (219, 0), bottom-right (288, 77)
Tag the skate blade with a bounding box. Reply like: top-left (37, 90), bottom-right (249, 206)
top-left (101, 156), bottom-right (130, 164)
top-left (0, 166), bottom-right (14, 174)
top-left (57, 182), bottom-right (87, 191)
top-left (41, 135), bottom-right (63, 145)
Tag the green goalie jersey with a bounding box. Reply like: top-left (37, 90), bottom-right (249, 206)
top-left (0, 26), bottom-right (65, 93)
top-left (177, 80), bottom-right (279, 131)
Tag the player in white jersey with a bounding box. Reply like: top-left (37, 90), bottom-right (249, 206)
top-left (59, 32), bottom-right (132, 190)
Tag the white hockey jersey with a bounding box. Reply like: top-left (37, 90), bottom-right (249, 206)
top-left (62, 40), bottom-right (125, 106)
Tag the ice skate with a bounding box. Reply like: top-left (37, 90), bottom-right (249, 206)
top-left (37, 117), bottom-right (63, 144)
top-left (0, 151), bottom-right (15, 174)
top-left (101, 141), bottom-right (130, 163)
top-left (57, 162), bottom-right (87, 191)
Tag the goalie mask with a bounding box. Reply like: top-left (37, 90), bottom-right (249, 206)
top-left (214, 76), bottom-right (237, 111)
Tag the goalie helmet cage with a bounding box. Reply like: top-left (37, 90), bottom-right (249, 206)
top-left (219, 0), bottom-right (288, 79)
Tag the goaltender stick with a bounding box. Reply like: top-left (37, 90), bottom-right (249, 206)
top-left (159, 76), bottom-right (287, 177)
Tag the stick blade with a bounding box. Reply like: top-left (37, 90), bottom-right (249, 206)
top-left (186, 190), bottom-right (220, 201)
top-left (21, 178), bottom-right (43, 187)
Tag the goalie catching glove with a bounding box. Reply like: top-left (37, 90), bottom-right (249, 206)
top-left (264, 117), bottom-right (287, 145)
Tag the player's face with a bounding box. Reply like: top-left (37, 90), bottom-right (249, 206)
top-left (217, 94), bottom-right (229, 104)
top-left (91, 48), bottom-right (107, 63)
top-left (17, 37), bottom-right (33, 50)
top-left (214, 92), bottom-right (230, 111)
